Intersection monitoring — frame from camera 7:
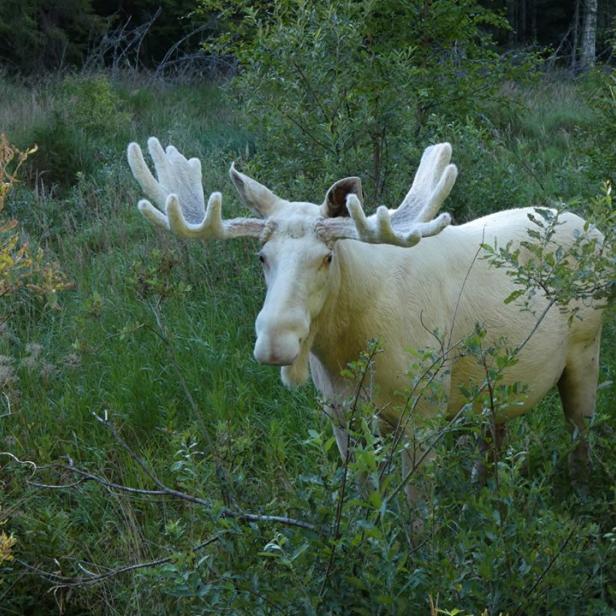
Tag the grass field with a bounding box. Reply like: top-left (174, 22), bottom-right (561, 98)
top-left (0, 71), bottom-right (614, 614)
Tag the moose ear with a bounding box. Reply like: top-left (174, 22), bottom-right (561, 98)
top-left (229, 163), bottom-right (285, 218)
top-left (321, 177), bottom-right (363, 218)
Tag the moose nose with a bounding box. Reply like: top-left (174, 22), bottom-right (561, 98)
top-left (254, 333), bottom-right (301, 366)
top-left (254, 310), bottom-right (308, 366)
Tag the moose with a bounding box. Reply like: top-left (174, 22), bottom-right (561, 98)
top-left (128, 137), bottom-right (604, 497)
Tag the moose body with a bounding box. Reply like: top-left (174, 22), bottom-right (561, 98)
top-left (128, 138), bottom-right (603, 480)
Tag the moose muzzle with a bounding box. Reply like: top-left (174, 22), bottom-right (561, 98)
top-left (253, 309), bottom-right (309, 366)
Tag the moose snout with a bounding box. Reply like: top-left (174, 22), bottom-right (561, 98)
top-left (253, 310), bottom-right (308, 366)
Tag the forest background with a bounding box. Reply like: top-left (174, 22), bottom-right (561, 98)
top-left (0, 1), bottom-right (615, 614)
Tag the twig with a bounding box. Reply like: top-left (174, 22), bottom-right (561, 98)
top-left (0, 392), bottom-right (12, 419)
top-left (291, 61), bottom-right (334, 135)
top-left (24, 415), bottom-right (323, 535)
top-left (379, 334), bottom-right (466, 483)
top-left (513, 526), bottom-right (576, 616)
top-left (146, 301), bottom-right (232, 507)
top-left (514, 298), bottom-right (556, 354)
top-left (154, 25), bottom-right (210, 80)
top-left (380, 237), bottom-right (486, 480)
top-left (447, 232), bottom-right (486, 351)
top-left (0, 452), bottom-right (37, 476)
top-left (319, 344), bottom-right (379, 596)
top-left (388, 403), bottom-right (469, 502)
top-left (92, 410), bottom-right (170, 492)
top-left (15, 535), bottom-right (222, 590)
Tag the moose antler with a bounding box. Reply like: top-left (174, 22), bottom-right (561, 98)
top-left (317, 143), bottom-right (457, 247)
top-left (127, 137), bottom-right (265, 240)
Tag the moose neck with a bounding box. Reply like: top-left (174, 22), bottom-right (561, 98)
top-left (310, 239), bottom-right (406, 382)
top-left (308, 234), bottom-right (455, 399)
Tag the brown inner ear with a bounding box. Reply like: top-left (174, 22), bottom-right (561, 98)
top-left (324, 177), bottom-right (363, 218)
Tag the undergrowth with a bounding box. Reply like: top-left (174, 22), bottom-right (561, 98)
top-left (0, 70), bottom-right (613, 615)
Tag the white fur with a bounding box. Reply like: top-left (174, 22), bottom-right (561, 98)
top-left (129, 139), bottom-right (605, 477)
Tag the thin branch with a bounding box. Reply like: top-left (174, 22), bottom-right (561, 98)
top-left (146, 301), bottom-right (232, 508)
top-left (388, 403), bottom-right (469, 502)
top-left (153, 25), bottom-right (210, 79)
top-left (29, 466), bottom-right (169, 498)
top-left (513, 526), bottom-right (576, 616)
top-left (0, 452), bottom-right (37, 476)
top-left (15, 535), bottom-right (222, 590)
top-left (92, 410), bottom-right (170, 492)
top-left (379, 334), bottom-right (466, 483)
top-left (0, 392), bottom-right (12, 419)
top-left (447, 231), bottom-right (486, 351)
top-left (291, 61), bottom-right (334, 133)
top-left (514, 298), bottom-right (556, 354)
top-left (320, 344), bottom-right (379, 596)
top-left (380, 237), bottom-right (486, 480)
top-left (24, 414), bottom-right (324, 535)
top-left (278, 108), bottom-right (335, 154)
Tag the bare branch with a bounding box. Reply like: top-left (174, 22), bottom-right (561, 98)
top-left (320, 343), bottom-right (380, 595)
top-left (513, 526), bottom-right (576, 616)
top-left (23, 413), bottom-right (324, 535)
top-left (15, 535), bottom-right (222, 590)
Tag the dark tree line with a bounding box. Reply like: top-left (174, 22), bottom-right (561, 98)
top-left (0, 0), bottom-right (199, 74)
top-left (0, 0), bottom-right (613, 74)
top-left (492, 0), bottom-right (612, 69)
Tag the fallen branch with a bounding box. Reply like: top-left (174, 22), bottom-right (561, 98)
top-left (15, 534), bottom-right (222, 590)
top-left (26, 411), bottom-right (323, 535)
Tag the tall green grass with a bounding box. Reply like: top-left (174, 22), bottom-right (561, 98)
top-left (0, 72), bottom-right (614, 614)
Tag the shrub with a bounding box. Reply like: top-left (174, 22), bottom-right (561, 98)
top-left (198, 0), bottom-right (536, 206)
top-left (24, 75), bottom-right (131, 192)
top-left (0, 134), bottom-right (71, 310)
top-left (586, 69), bottom-right (616, 186)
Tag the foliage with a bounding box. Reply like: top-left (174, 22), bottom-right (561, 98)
top-left (0, 508), bottom-right (16, 566)
top-left (0, 134), bottom-right (71, 309)
top-left (0, 69), bottom-right (614, 615)
top-left (18, 75), bottom-right (132, 192)
top-left (198, 0), bottom-right (536, 205)
top-left (586, 69), bottom-right (616, 186)
top-left (0, 0), bottom-right (104, 73)
top-left (482, 197), bottom-right (615, 320)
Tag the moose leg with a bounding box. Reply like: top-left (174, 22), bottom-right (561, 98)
top-left (472, 422), bottom-right (507, 485)
top-left (399, 443), bottom-right (436, 538)
top-left (323, 401), bottom-right (350, 460)
top-left (557, 333), bottom-right (601, 481)
top-left (400, 445), bottom-right (435, 504)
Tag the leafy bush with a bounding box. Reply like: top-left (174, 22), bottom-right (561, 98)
top-left (0, 70), bottom-right (614, 614)
top-left (24, 75), bottom-right (132, 192)
top-left (586, 70), bottom-right (616, 186)
top-left (199, 0), bottom-right (536, 206)
top-left (0, 134), bottom-right (70, 309)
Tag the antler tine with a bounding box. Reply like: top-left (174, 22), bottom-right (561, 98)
top-left (316, 143), bottom-right (456, 248)
top-left (167, 192), bottom-right (225, 239)
top-left (128, 138), bottom-right (265, 241)
top-left (392, 143), bottom-right (457, 225)
top-left (344, 195), bottom-right (449, 247)
top-left (128, 140), bottom-right (170, 211)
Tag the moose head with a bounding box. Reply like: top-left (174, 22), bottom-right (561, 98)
top-left (127, 138), bottom-right (457, 389)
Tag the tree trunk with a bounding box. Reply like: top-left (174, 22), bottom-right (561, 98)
top-left (580, 0), bottom-right (598, 70)
top-left (506, 0), bottom-right (516, 45)
top-left (531, 0), bottom-right (537, 42)
top-left (571, 0), bottom-right (581, 71)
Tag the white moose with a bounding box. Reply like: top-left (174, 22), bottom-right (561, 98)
top-left (128, 137), bottom-right (604, 489)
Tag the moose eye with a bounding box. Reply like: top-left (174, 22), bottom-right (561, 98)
top-left (325, 253), bottom-right (333, 265)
